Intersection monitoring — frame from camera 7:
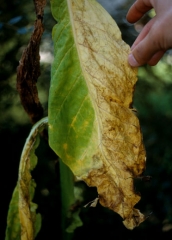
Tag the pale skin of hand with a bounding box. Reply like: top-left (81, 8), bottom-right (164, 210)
top-left (126, 0), bottom-right (172, 67)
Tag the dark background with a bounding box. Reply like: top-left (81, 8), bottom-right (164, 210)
top-left (1, 0), bottom-right (172, 239)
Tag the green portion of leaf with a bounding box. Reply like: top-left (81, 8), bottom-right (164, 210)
top-left (66, 209), bottom-right (83, 233)
top-left (34, 213), bottom-right (42, 238)
top-left (5, 185), bottom-right (20, 240)
top-left (49, 0), bottom-right (98, 177)
top-left (49, 0), bottom-right (146, 229)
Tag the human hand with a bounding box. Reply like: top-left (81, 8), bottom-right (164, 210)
top-left (126, 0), bottom-right (172, 67)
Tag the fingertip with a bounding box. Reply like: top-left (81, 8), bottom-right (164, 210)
top-left (128, 54), bottom-right (140, 67)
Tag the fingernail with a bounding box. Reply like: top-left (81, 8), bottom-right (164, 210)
top-left (128, 54), bottom-right (140, 67)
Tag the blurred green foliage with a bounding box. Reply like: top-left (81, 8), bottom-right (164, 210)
top-left (1, 0), bottom-right (172, 239)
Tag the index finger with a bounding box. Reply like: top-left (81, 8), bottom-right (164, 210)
top-left (126, 0), bottom-right (153, 23)
top-left (131, 17), bottom-right (155, 50)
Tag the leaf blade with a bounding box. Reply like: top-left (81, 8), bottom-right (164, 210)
top-left (49, 0), bottom-right (146, 229)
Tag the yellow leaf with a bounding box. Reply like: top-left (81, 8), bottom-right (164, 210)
top-left (49, 0), bottom-right (146, 229)
top-left (72, 0), bottom-right (146, 228)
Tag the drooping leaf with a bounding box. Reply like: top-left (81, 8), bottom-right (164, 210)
top-left (5, 117), bottom-right (48, 240)
top-left (18, 117), bottom-right (48, 239)
top-left (49, 0), bottom-right (146, 229)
